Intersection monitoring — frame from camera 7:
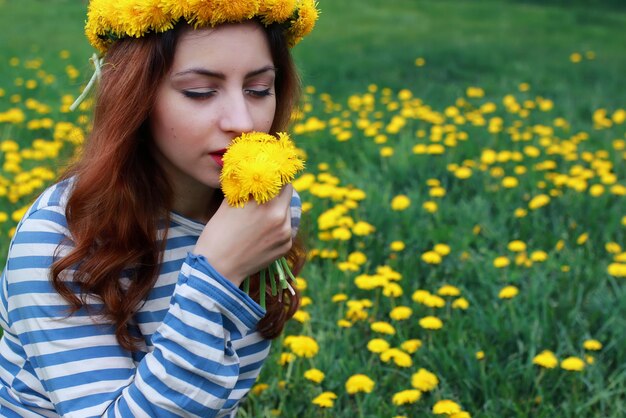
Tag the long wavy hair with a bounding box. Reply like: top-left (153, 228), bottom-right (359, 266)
top-left (51, 22), bottom-right (305, 351)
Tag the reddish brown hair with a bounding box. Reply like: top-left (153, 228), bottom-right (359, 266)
top-left (52, 22), bottom-right (304, 351)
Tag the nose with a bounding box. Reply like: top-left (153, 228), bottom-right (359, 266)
top-left (219, 91), bottom-right (255, 135)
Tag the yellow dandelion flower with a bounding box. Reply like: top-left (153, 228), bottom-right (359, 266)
top-left (331, 293), bottom-right (348, 302)
top-left (345, 374), bottom-right (375, 395)
top-left (433, 399), bottom-right (462, 415)
top-left (422, 295), bottom-right (446, 308)
top-left (401, 339), bottom-right (422, 353)
top-left (371, 321), bottom-right (396, 335)
top-left (528, 194), bottom-right (550, 210)
top-left (380, 348), bottom-right (413, 368)
top-left (391, 194), bottom-right (411, 211)
top-left (411, 368), bottom-right (439, 391)
top-left (312, 391), bottom-right (337, 408)
top-left (412, 289), bottom-right (431, 303)
top-left (451, 412), bottom-right (472, 418)
top-left (561, 356), bottom-right (585, 371)
top-left (530, 250), bottom-right (548, 262)
top-left (390, 241), bottom-right (406, 251)
top-left (392, 389), bottom-right (422, 405)
top-left (251, 383), bottom-right (269, 395)
top-left (423, 201), bottom-right (438, 213)
top-left (476, 351), bottom-right (485, 360)
top-left (499, 285), bottom-right (519, 299)
top-left (433, 243), bottom-right (451, 256)
top-left (577, 232), bottom-right (589, 245)
top-left (493, 256), bottom-right (510, 268)
top-left (221, 132), bottom-right (304, 207)
top-left (419, 316), bottom-right (443, 330)
top-left (583, 339), bottom-right (603, 351)
top-left (304, 368), bottom-right (325, 384)
top-left (278, 352), bottom-right (296, 365)
top-left (438, 284), bottom-right (461, 296)
top-left (507, 240), bottom-right (527, 252)
top-left (283, 335), bottom-right (319, 358)
top-left (348, 251), bottom-right (367, 265)
top-left (367, 338), bottom-right (391, 353)
top-left (422, 251), bottom-right (442, 264)
top-left (533, 350), bottom-right (558, 368)
top-left (452, 297), bottom-right (469, 310)
top-left (292, 310), bottom-right (310, 323)
top-left (389, 306), bottom-right (413, 321)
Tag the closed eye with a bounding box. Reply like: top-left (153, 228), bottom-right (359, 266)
top-left (246, 88), bottom-right (273, 98)
top-left (182, 90), bottom-right (216, 99)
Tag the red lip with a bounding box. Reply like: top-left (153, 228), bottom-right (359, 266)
top-left (209, 149), bottom-right (227, 167)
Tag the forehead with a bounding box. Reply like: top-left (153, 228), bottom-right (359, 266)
top-left (172, 22), bottom-right (272, 70)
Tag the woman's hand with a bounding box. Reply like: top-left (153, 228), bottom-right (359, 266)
top-left (193, 185), bottom-right (294, 287)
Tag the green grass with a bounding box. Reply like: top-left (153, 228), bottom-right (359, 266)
top-left (1, 0), bottom-right (626, 417)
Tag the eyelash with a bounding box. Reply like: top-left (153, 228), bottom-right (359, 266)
top-left (182, 89), bottom-right (273, 100)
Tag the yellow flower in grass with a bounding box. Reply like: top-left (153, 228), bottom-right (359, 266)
top-left (292, 309), bottom-right (310, 323)
top-left (533, 350), bottom-right (558, 369)
top-left (391, 194), bottom-right (411, 211)
top-left (438, 284), bottom-right (461, 296)
top-left (493, 256), bottom-right (510, 268)
top-left (304, 368), bottom-right (325, 384)
top-left (423, 201), bottom-right (438, 213)
top-left (380, 348), bottom-right (413, 368)
top-left (476, 351), bottom-right (485, 360)
top-left (434, 243), bottom-right (451, 256)
top-left (221, 132), bottom-right (304, 207)
top-left (371, 321), bottom-right (396, 335)
top-left (499, 285), bottom-right (519, 299)
top-left (561, 356), bottom-right (585, 371)
top-left (583, 339), bottom-right (603, 351)
top-left (392, 389), bottom-right (422, 405)
top-left (390, 240), bottom-right (406, 251)
top-left (422, 251), bottom-right (443, 264)
top-left (331, 293), bottom-right (348, 302)
top-left (345, 374), bottom-right (375, 394)
top-left (389, 306), bottom-right (413, 320)
top-left (312, 391), bottom-right (337, 408)
top-left (507, 240), bottom-right (527, 252)
top-left (423, 294), bottom-right (446, 308)
top-left (251, 383), bottom-right (269, 395)
top-left (411, 368), bottom-right (439, 391)
top-left (278, 352), bottom-right (296, 365)
top-left (367, 338), bottom-right (391, 353)
top-left (528, 194), bottom-right (550, 210)
top-left (401, 339), bottom-right (422, 353)
top-left (433, 399), bottom-right (462, 415)
top-left (451, 412), bottom-right (472, 418)
top-left (419, 316), bottom-right (443, 330)
top-left (283, 335), bottom-right (319, 358)
top-left (452, 297), bottom-right (469, 310)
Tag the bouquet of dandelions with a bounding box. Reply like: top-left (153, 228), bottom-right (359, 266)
top-left (220, 131), bottom-right (305, 309)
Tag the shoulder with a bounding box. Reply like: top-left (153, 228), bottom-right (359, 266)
top-left (10, 178), bottom-right (74, 241)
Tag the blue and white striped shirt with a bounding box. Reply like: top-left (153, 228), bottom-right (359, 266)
top-left (0, 179), bottom-right (301, 417)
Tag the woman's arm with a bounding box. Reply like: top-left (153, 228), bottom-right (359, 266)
top-left (3, 202), bottom-right (267, 417)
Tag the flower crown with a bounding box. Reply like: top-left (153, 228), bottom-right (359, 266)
top-left (85, 0), bottom-right (320, 53)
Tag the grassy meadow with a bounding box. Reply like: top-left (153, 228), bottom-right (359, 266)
top-left (1, 0), bottom-right (626, 417)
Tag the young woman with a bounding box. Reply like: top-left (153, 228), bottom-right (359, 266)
top-left (0, 1), bottom-right (318, 416)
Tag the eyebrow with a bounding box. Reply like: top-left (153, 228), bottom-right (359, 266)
top-left (173, 65), bottom-right (276, 80)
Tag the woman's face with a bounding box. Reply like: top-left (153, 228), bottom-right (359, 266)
top-left (150, 21), bottom-right (277, 193)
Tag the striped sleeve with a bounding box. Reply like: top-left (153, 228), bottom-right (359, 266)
top-left (4, 206), bottom-right (266, 417)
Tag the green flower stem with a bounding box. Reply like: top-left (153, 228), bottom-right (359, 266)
top-left (259, 269), bottom-right (266, 310)
top-left (269, 262), bottom-right (277, 296)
